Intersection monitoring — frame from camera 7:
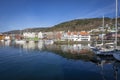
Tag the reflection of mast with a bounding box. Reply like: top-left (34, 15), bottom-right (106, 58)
top-left (98, 60), bottom-right (106, 80)
top-left (113, 61), bottom-right (120, 80)
top-left (94, 55), bottom-right (116, 80)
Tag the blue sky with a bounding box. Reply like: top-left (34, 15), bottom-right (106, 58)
top-left (0, 0), bottom-right (119, 32)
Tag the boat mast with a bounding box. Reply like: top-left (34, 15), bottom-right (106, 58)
top-left (102, 15), bottom-right (104, 45)
top-left (115, 0), bottom-right (118, 49)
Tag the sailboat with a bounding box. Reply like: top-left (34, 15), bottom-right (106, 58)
top-left (92, 16), bottom-right (115, 54)
top-left (95, 16), bottom-right (105, 47)
top-left (15, 29), bottom-right (26, 44)
top-left (90, 16), bottom-right (105, 49)
top-left (113, 0), bottom-right (120, 61)
top-left (93, 0), bottom-right (120, 55)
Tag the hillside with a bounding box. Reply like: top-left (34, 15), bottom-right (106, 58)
top-left (51, 17), bottom-right (116, 31)
top-left (3, 17), bottom-right (120, 34)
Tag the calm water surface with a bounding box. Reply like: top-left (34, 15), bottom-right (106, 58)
top-left (0, 41), bottom-right (120, 80)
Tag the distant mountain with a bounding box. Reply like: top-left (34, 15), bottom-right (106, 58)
top-left (3, 17), bottom-right (120, 34)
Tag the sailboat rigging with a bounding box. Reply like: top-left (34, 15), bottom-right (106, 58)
top-left (102, 15), bottom-right (104, 46)
top-left (92, 0), bottom-right (120, 55)
top-left (115, 0), bottom-right (118, 50)
top-left (113, 0), bottom-right (120, 61)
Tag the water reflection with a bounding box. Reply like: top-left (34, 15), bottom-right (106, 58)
top-left (38, 41), bottom-right (43, 50)
top-left (13, 41), bottom-right (92, 55)
top-left (23, 41), bottom-right (36, 50)
top-left (0, 41), bottom-right (120, 80)
top-left (61, 44), bottom-right (90, 54)
top-left (91, 55), bottom-right (120, 80)
top-left (0, 41), bottom-right (94, 61)
top-left (0, 40), bottom-right (11, 47)
top-left (113, 61), bottom-right (120, 80)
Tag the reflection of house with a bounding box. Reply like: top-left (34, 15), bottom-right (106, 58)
top-left (23, 41), bottom-right (36, 50)
top-left (38, 41), bottom-right (43, 50)
top-left (4, 40), bottom-right (11, 46)
top-left (62, 31), bottom-right (91, 41)
top-left (61, 44), bottom-right (90, 54)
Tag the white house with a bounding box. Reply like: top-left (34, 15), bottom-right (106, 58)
top-left (62, 31), bottom-right (91, 41)
top-left (23, 32), bottom-right (36, 38)
top-left (79, 31), bottom-right (91, 41)
top-left (38, 32), bottom-right (43, 39)
top-left (4, 36), bottom-right (10, 40)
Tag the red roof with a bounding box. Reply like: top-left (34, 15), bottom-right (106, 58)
top-left (73, 31), bottom-right (77, 35)
top-left (80, 31), bottom-right (89, 36)
top-left (67, 32), bottom-right (71, 35)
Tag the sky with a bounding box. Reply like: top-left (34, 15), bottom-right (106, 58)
top-left (0, 0), bottom-right (119, 32)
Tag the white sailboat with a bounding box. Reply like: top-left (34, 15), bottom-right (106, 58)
top-left (93, 0), bottom-right (120, 55)
top-left (90, 16), bottom-right (105, 49)
top-left (15, 29), bottom-right (26, 44)
top-left (95, 16), bottom-right (105, 47)
top-left (92, 16), bottom-right (114, 54)
top-left (113, 0), bottom-right (120, 61)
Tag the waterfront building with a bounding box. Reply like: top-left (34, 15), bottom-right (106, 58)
top-left (0, 34), bottom-right (5, 40)
top-left (42, 32), bottom-right (54, 39)
top-left (62, 31), bottom-right (91, 41)
top-left (79, 31), bottom-right (91, 41)
top-left (38, 32), bottom-right (43, 39)
top-left (23, 32), bottom-right (37, 38)
top-left (4, 35), bottom-right (11, 41)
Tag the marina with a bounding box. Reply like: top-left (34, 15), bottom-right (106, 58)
top-left (0, 0), bottom-right (120, 80)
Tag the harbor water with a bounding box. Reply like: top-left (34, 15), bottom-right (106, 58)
top-left (0, 41), bottom-right (120, 80)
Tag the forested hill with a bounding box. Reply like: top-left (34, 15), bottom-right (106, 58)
top-left (51, 17), bottom-right (118, 31)
top-left (3, 17), bottom-right (120, 34)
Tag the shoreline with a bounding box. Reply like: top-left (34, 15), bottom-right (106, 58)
top-left (54, 41), bottom-right (91, 45)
